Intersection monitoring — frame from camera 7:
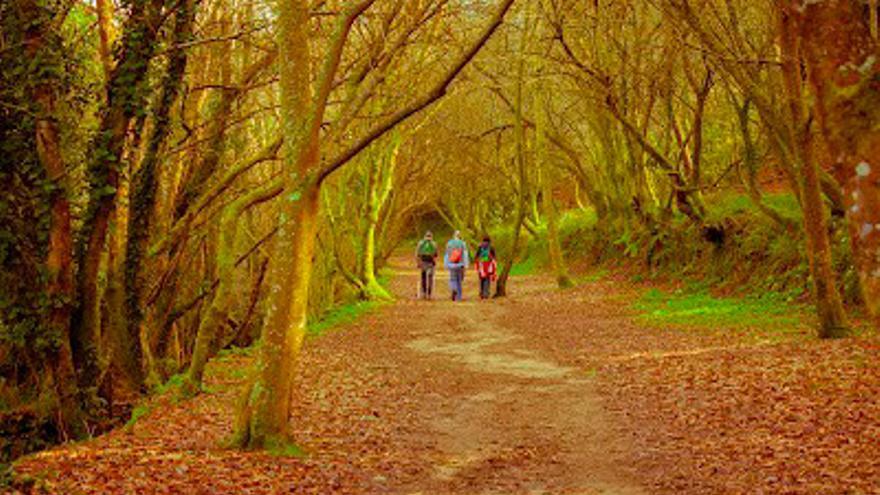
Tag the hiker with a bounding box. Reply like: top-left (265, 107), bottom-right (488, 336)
top-left (474, 236), bottom-right (497, 299)
top-left (444, 231), bottom-right (470, 301)
top-left (415, 231), bottom-right (438, 299)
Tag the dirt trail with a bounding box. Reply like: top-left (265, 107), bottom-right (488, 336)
top-left (384, 259), bottom-right (644, 495)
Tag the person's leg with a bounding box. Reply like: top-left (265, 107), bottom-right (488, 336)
top-left (420, 269), bottom-right (427, 299)
top-left (449, 269), bottom-right (457, 300)
top-left (427, 266), bottom-right (434, 298)
top-left (480, 277), bottom-right (489, 299)
top-left (455, 270), bottom-right (464, 301)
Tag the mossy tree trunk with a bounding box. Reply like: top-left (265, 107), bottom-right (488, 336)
top-left (360, 136), bottom-right (399, 301)
top-left (233, 181), bottom-right (321, 449)
top-left (232, 0), bottom-right (323, 449)
top-left (798, 0), bottom-right (880, 324)
top-left (777, 4), bottom-right (849, 338)
top-left (324, 186), bottom-right (368, 293)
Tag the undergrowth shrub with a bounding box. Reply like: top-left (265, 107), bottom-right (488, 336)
top-left (508, 192), bottom-right (859, 305)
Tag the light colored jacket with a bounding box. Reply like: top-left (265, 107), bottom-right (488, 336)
top-left (444, 238), bottom-right (469, 270)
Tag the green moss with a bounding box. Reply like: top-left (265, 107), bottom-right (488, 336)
top-left (154, 373), bottom-right (186, 395)
top-left (266, 438), bottom-right (307, 458)
top-left (124, 404), bottom-right (152, 429)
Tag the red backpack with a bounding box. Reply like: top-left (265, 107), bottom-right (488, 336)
top-left (449, 246), bottom-right (463, 263)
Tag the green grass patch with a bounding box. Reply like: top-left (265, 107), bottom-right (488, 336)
top-left (508, 254), bottom-right (538, 276)
top-left (706, 192), bottom-right (801, 224)
top-left (634, 287), bottom-right (806, 334)
top-left (576, 268), bottom-right (609, 284)
top-left (308, 300), bottom-right (383, 338)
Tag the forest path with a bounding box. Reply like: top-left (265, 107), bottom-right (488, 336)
top-left (19, 252), bottom-right (879, 494)
top-left (13, 252), bottom-right (649, 494)
top-left (384, 255), bottom-right (645, 495)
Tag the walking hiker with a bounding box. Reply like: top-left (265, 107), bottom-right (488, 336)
top-left (416, 231), bottom-right (438, 299)
top-left (474, 236), bottom-right (497, 299)
top-left (444, 231), bottom-right (470, 301)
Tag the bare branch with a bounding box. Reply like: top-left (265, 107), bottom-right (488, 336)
top-left (318, 0), bottom-right (517, 184)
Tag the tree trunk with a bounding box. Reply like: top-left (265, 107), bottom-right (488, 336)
top-left (24, 0), bottom-right (84, 436)
top-left (537, 102), bottom-right (573, 288)
top-left (95, 0), bottom-right (115, 87)
top-left (360, 139), bottom-right (398, 301)
top-left (103, 167), bottom-right (132, 396)
top-left (233, 183), bottom-right (320, 449)
top-left (496, 16), bottom-right (529, 298)
top-left (123, 0), bottom-right (198, 391)
top-left (233, 0), bottom-right (317, 449)
top-left (72, 0), bottom-right (165, 394)
top-left (185, 181), bottom-right (282, 394)
top-left (778, 4), bottom-right (849, 338)
top-left (799, 0), bottom-right (880, 324)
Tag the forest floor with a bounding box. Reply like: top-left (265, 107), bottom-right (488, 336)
top-left (9, 254), bottom-right (880, 494)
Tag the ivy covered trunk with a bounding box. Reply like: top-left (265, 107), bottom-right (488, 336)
top-left (799, 0), bottom-right (880, 324)
top-left (72, 0), bottom-right (166, 394)
top-left (122, 0), bottom-right (198, 391)
top-left (22, 0), bottom-right (84, 437)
